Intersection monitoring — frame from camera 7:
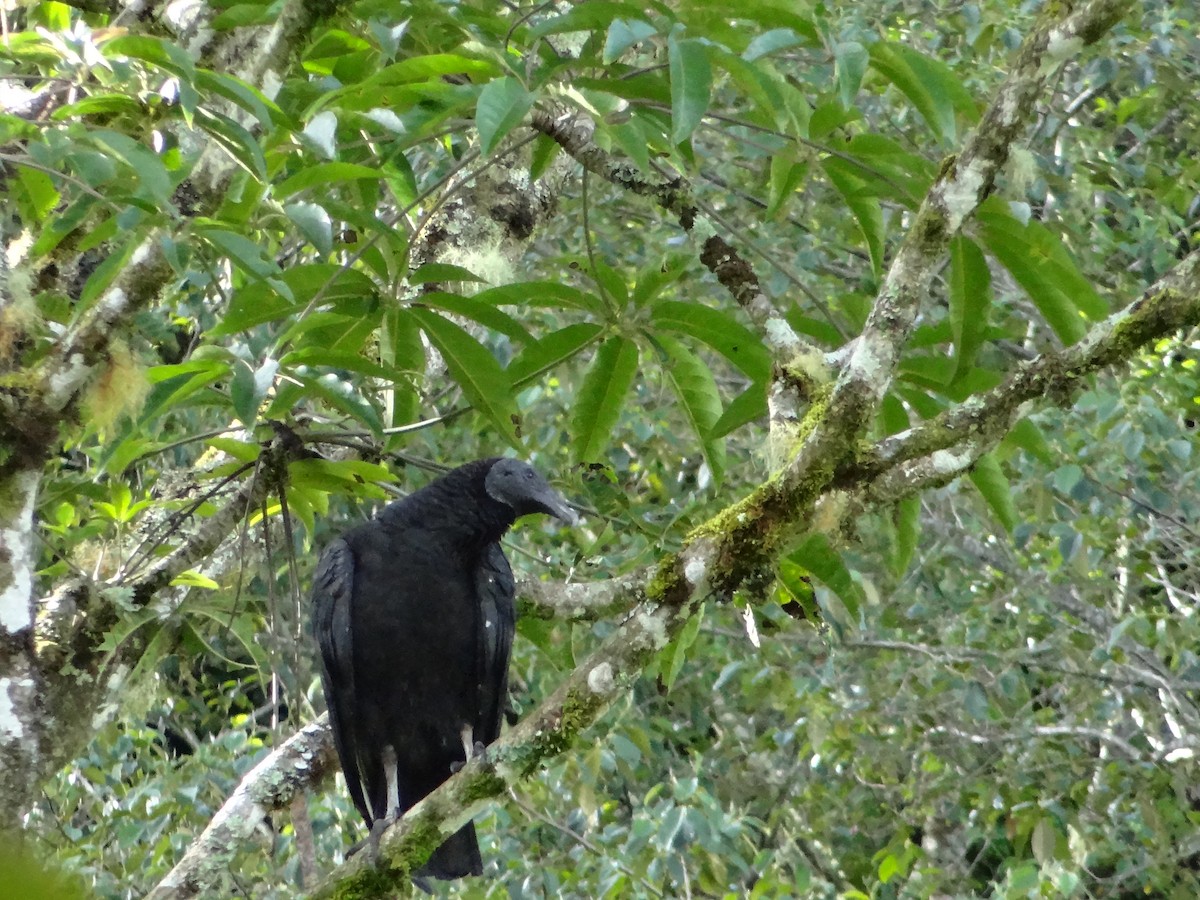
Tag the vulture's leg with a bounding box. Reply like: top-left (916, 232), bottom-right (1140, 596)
top-left (450, 725), bottom-right (489, 773)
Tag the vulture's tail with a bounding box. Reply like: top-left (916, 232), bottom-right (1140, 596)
top-left (416, 823), bottom-right (484, 880)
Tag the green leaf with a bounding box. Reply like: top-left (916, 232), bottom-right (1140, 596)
top-left (977, 204), bottom-right (1093, 345)
top-left (476, 77), bottom-right (534, 156)
top-left (969, 453), bottom-right (1016, 532)
top-left (411, 308), bottom-right (520, 448)
top-left (709, 381), bottom-right (766, 439)
top-left (651, 301), bottom-right (771, 382)
top-left (766, 156), bottom-right (809, 219)
top-left (787, 533), bottom-right (861, 626)
top-left (656, 335), bottom-right (726, 487)
top-left (663, 602), bottom-right (705, 692)
top-left (474, 281), bottom-right (604, 314)
top-left (285, 202), bottom-right (333, 257)
top-left (891, 496), bottom-right (921, 578)
top-left (275, 162), bottom-right (381, 198)
top-left (292, 370), bottom-right (383, 433)
top-left (834, 41), bottom-right (868, 108)
top-left (823, 158), bottom-right (885, 278)
top-left (507, 322), bottom-right (603, 386)
top-left (1004, 419), bottom-right (1055, 465)
top-left (948, 236), bottom-right (991, 382)
top-left (170, 570), bottom-right (220, 590)
top-left (869, 43), bottom-right (959, 142)
top-left (229, 357), bottom-right (277, 426)
top-left (604, 18), bottom-right (657, 64)
top-left (667, 30), bottom-right (711, 145)
top-left (198, 227), bottom-right (286, 286)
top-left (196, 108), bottom-right (269, 181)
top-left (571, 335), bottom-right (639, 462)
top-left (416, 293), bottom-right (532, 343)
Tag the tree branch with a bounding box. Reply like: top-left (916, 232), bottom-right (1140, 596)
top-left (146, 716), bottom-right (338, 900)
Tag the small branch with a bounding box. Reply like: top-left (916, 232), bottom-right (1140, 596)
top-left (516, 571), bottom-right (644, 621)
top-left (146, 717), bottom-right (338, 900)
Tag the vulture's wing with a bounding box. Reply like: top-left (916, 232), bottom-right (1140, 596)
top-left (476, 543), bottom-right (516, 745)
top-left (312, 537), bottom-right (371, 822)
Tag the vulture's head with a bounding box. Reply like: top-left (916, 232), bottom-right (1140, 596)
top-left (484, 458), bottom-right (579, 526)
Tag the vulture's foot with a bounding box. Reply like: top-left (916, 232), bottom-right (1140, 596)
top-left (450, 740), bottom-right (490, 773)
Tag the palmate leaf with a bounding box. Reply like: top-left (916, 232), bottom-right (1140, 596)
top-left (571, 335), bottom-right (639, 463)
top-left (410, 308), bottom-right (521, 449)
top-left (656, 335), bottom-right (727, 487)
top-left (508, 322), bottom-right (603, 386)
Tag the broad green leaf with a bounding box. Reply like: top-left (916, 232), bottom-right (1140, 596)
top-left (87, 129), bottom-right (173, 206)
top-left (766, 156), bottom-right (809, 219)
top-left (787, 533), bottom-right (861, 626)
top-left (275, 162), bottom-right (381, 198)
top-left (604, 18), bottom-right (657, 64)
top-left (710, 381), bottom-right (766, 439)
top-left (651, 301), bottom-right (772, 382)
top-left (411, 308), bottom-right (520, 448)
top-left (667, 30), bottom-right (711, 145)
top-left (198, 227), bottom-right (286, 285)
top-left (834, 41), bottom-right (868, 108)
top-left (79, 236), bottom-right (139, 308)
top-left (870, 43), bottom-right (955, 142)
top-left (823, 158), bottom-right (885, 278)
top-left (474, 281), bottom-right (604, 314)
top-left (891, 496), bottom-right (921, 578)
top-left (292, 370), bottom-right (384, 433)
top-left (507, 322), bottom-right (603, 386)
top-left (744, 28), bottom-right (808, 61)
top-left (212, 3), bottom-right (276, 30)
top-left (969, 453), bottom-right (1016, 532)
top-left (948, 235), bottom-right (991, 383)
top-left (476, 77), bottom-right (534, 156)
top-left (977, 205), bottom-right (1090, 345)
top-left (663, 602), bottom-right (705, 691)
top-left (170, 570), bottom-right (220, 590)
top-left (657, 335), bottom-right (727, 486)
top-left (285, 202), bottom-right (333, 257)
top-left (1004, 419), bottom-right (1055, 465)
top-left (195, 70), bottom-right (281, 129)
top-left (229, 357), bottom-right (276, 426)
top-left (530, 1), bottom-right (650, 38)
top-left (195, 108), bottom-right (268, 180)
top-left (572, 335), bottom-right (639, 462)
top-left (283, 347), bottom-right (405, 382)
top-left (416, 293), bottom-right (532, 343)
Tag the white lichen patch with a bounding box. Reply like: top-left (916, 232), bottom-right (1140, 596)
top-left (684, 555), bottom-right (707, 589)
top-left (1045, 29), bottom-right (1084, 62)
top-left (587, 662), bottom-right (614, 695)
top-left (0, 469), bottom-right (38, 633)
top-left (930, 447), bottom-right (977, 475)
top-left (0, 676), bottom-right (33, 741)
top-left (46, 352), bottom-right (93, 411)
top-left (941, 158), bottom-right (988, 231)
top-left (765, 316), bottom-right (802, 355)
top-left (634, 606), bottom-right (668, 650)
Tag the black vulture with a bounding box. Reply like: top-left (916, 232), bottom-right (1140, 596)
top-left (311, 457), bottom-right (577, 882)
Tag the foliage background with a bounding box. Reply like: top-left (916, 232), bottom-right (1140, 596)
top-left (3, 0), bottom-right (1199, 897)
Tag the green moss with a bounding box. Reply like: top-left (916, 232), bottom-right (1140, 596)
top-left (645, 555), bottom-right (686, 606)
top-left (461, 768), bottom-right (506, 804)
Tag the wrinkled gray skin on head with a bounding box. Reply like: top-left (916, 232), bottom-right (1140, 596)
top-left (484, 458), bottom-right (579, 526)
